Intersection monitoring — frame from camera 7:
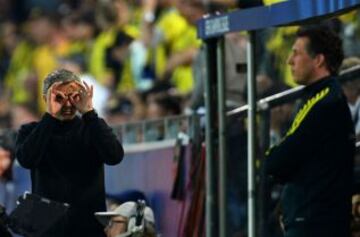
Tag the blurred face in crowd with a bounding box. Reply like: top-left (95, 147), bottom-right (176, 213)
top-left (0, 147), bottom-right (11, 177)
top-left (1, 21), bottom-right (17, 52)
top-left (28, 17), bottom-right (55, 45)
top-left (76, 22), bottom-right (95, 40)
top-left (62, 18), bottom-right (78, 41)
top-left (178, 1), bottom-right (203, 25)
top-left (113, 0), bottom-right (130, 25)
top-left (287, 37), bottom-right (318, 85)
top-left (104, 215), bottom-right (128, 237)
top-left (62, 17), bottom-right (95, 41)
top-left (159, 0), bottom-right (177, 7)
top-left (342, 82), bottom-right (360, 105)
top-left (147, 100), bottom-right (166, 119)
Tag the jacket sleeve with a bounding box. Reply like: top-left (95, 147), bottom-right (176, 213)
top-left (264, 99), bottom-right (333, 182)
top-left (82, 110), bottom-right (124, 165)
top-left (15, 113), bottom-right (57, 169)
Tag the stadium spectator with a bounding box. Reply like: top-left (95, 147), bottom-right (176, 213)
top-left (61, 10), bottom-right (97, 60)
top-left (105, 95), bottom-right (134, 125)
top-left (145, 92), bottom-right (183, 140)
top-left (0, 132), bottom-right (16, 212)
top-left (91, 0), bottom-right (139, 92)
top-left (15, 69), bottom-right (124, 237)
top-left (141, 0), bottom-right (200, 94)
top-left (265, 24), bottom-right (355, 237)
top-left (147, 93), bottom-right (182, 119)
top-left (340, 57), bottom-right (360, 138)
top-left (0, 20), bottom-right (18, 93)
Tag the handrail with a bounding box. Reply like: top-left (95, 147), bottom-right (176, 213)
top-left (0, 113), bottom-right (199, 145)
top-left (227, 65), bottom-right (360, 117)
top-left (110, 113), bottom-right (198, 144)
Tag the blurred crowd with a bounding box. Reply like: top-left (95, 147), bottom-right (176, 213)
top-left (0, 0), bottom-right (206, 130)
top-left (0, 0), bottom-right (306, 130)
top-left (0, 0), bottom-right (360, 132)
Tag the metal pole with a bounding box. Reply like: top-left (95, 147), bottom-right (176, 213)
top-left (204, 39), bottom-right (218, 237)
top-left (217, 37), bottom-right (227, 237)
top-left (247, 31), bottom-right (257, 237)
top-left (259, 109), bottom-right (271, 237)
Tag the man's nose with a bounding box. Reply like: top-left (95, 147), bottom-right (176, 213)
top-left (64, 98), bottom-right (72, 106)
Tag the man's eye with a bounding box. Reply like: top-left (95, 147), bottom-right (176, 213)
top-left (55, 95), bottom-right (64, 102)
top-left (73, 94), bottom-right (80, 101)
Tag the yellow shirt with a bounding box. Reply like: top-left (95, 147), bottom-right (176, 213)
top-left (5, 41), bottom-right (34, 104)
top-left (155, 9), bottom-right (201, 93)
top-left (171, 25), bottom-right (201, 93)
top-left (266, 26), bottom-right (298, 87)
top-left (89, 25), bottom-right (139, 91)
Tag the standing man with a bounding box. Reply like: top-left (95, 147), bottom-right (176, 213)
top-left (265, 24), bottom-right (355, 237)
top-left (16, 69), bottom-right (124, 237)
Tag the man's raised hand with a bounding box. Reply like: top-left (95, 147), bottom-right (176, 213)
top-left (47, 82), bottom-right (66, 119)
top-left (69, 81), bottom-right (94, 114)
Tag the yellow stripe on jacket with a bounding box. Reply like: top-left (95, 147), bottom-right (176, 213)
top-left (286, 87), bottom-right (330, 136)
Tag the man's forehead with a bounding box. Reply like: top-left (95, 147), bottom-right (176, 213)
top-left (56, 81), bottom-right (82, 93)
top-left (293, 37), bottom-right (308, 50)
top-left (112, 216), bottom-right (128, 222)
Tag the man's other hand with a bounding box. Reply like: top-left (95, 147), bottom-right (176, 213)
top-left (70, 81), bottom-right (94, 114)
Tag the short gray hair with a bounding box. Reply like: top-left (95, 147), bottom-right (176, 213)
top-left (43, 69), bottom-right (81, 94)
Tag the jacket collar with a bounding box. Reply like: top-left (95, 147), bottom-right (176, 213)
top-left (304, 75), bottom-right (335, 94)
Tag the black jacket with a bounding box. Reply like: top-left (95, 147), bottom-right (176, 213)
top-left (15, 110), bottom-right (124, 236)
top-left (265, 76), bottom-right (355, 229)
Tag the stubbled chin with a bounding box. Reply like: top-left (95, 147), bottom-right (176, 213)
top-left (61, 113), bottom-right (76, 120)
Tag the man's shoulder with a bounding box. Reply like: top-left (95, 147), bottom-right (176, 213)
top-left (18, 121), bottom-right (38, 132)
top-left (311, 78), bottom-right (344, 106)
top-left (322, 81), bottom-right (347, 108)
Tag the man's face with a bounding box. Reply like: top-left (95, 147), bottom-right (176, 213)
top-left (287, 37), bottom-right (317, 85)
top-left (53, 81), bottom-right (82, 120)
top-left (104, 216), bottom-right (128, 237)
top-left (0, 147), bottom-right (11, 177)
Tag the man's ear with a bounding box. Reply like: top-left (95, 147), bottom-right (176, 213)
top-left (43, 94), bottom-right (47, 103)
top-left (315, 54), bottom-right (326, 68)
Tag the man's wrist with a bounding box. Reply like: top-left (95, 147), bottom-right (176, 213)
top-left (80, 106), bottom-right (94, 114)
top-left (82, 109), bottom-right (98, 121)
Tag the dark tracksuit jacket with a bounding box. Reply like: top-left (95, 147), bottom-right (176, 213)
top-left (15, 110), bottom-right (124, 237)
top-left (265, 76), bottom-right (355, 236)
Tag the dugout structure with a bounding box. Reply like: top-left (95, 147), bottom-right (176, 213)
top-left (196, 1), bottom-right (360, 237)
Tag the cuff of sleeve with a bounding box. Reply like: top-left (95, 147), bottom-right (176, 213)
top-left (82, 109), bottom-right (98, 121)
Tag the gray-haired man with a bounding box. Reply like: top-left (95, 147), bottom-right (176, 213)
top-left (16, 69), bottom-right (124, 236)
